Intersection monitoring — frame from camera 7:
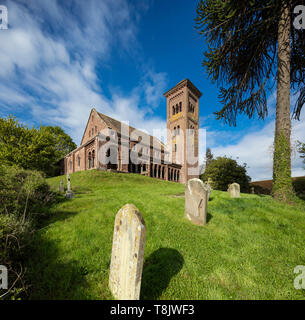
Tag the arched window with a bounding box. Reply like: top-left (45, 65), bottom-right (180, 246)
top-left (88, 152), bottom-right (91, 169)
top-left (177, 126), bottom-right (180, 135)
top-left (92, 150), bottom-right (95, 168)
top-left (179, 102), bottom-right (182, 112)
top-left (176, 104), bottom-right (179, 114)
top-left (172, 106), bottom-right (175, 115)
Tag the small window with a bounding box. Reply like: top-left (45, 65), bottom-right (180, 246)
top-left (95, 126), bottom-right (97, 133)
top-left (89, 130), bottom-right (91, 137)
top-left (92, 128), bottom-right (94, 135)
top-left (174, 144), bottom-right (177, 152)
top-left (78, 156), bottom-right (80, 167)
top-left (177, 126), bottom-right (180, 135)
top-left (179, 102), bottom-right (182, 112)
top-left (172, 106), bottom-right (175, 115)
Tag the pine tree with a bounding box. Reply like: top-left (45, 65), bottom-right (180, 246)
top-left (195, 0), bottom-right (305, 202)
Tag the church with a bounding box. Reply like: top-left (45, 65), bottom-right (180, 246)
top-left (63, 79), bottom-right (201, 184)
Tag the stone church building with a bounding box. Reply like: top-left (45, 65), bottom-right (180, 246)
top-left (63, 79), bottom-right (201, 184)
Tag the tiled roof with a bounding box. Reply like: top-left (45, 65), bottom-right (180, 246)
top-left (97, 111), bottom-right (165, 149)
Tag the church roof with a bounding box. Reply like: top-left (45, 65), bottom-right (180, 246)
top-left (96, 111), bottom-right (166, 150)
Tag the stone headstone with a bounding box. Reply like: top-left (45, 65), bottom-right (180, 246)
top-left (59, 179), bottom-right (64, 193)
top-left (109, 204), bottom-right (146, 300)
top-left (251, 187), bottom-right (255, 194)
top-left (228, 183), bottom-right (240, 198)
top-left (65, 174), bottom-right (75, 199)
top-left (185, 179), bottom-right (208, 225)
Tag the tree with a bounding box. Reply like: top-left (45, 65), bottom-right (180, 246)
top-left (201, 156), bottom-right (251, 192)
top-left (0, 116), bottom-right (76, 176)
top-left (297, 141), bottom-right (305, 167)
top-left (205, 148), bottom-right (214, 168)
top-left (195, 1), bottom-right (305, 202)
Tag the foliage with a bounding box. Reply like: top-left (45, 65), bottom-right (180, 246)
top-left (272, 131), bottom-right (295, 202)
top-left (0, 116), bottom-right (76, 177)
top-left (26, 170), bottom-right (305, 300)
top-left (195, 0), bottom-right (305, 202)
top-left (0, 166), bottom-right (55, 299)
top-left (0, 214), bottom-right (32, 300)
top-left (201, 156), bottom-right (251, 192)
top-left (293, 177), bottom-right (305, 198)
top-left (195, 0), bottom-right (305, 124)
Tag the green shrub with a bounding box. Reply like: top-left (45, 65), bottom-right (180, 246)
top-left (0, 166), bottom-right (54, 225)
top-left (201, 156), bottom-right (251, 192)
top-left (0, 214), bottom-right (32, 299)
top-left (293, 178), bottom-right (305, 196)
top-left (0, 166), bottom-right (54, 299)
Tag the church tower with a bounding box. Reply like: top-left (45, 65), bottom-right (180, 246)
top-left (164, 79), bottom-right (202, 184)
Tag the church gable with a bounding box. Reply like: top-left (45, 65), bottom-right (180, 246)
top-left (81, 108), bottom-right (109, 145)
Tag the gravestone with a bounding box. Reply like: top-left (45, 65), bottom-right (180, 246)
top-left (251, 187), bottom-right (255, 194)
top-left (109, 204), bottom-right (146, 300)
top-left (65, 174), bottom-right (75, 199)
top-left (59, 179), bottom-right (64, 193)
top-left (228, 183), bottom-right (240, 198)
top-left (185, 179), bottom-right (208, 225)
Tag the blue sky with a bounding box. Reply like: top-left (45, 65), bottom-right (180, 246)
top-left (0, 0), bottom-right (304, 180)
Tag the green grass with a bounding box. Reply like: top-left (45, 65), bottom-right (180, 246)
top-left (27, 170), bottom-right (305, 300)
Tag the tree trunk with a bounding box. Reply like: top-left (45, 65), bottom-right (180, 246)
top-left (272, 3), bottom-right (294, 201)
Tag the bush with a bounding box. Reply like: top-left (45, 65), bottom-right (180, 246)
top-left (0, 166), bottom-right (54, 225)
top-left (293, 178), bottom-right (305, 196)
top-left (0, 215), bottom-right (32, 299)
top-left (0, 166), bottom-right (54, 299)
top-left (201, 156), bottom-right (251, 193)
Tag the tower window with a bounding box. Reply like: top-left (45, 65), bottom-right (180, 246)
top-left (172, 106), bottom-right (175, 115)
top-left (95, 126), bottom-right (97, 133)
top-left (176, 104), bottom-right (179, 114)
top-left (179, 102), bottom-right (182, 112)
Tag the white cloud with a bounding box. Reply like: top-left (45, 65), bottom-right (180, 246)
top-left (0, 0), bottom-right (168, 146)
top-left (210, 113), bottom-right (305, 181)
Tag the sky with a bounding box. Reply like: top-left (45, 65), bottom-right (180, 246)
top-left (0, 0), bottom-right (304, 181)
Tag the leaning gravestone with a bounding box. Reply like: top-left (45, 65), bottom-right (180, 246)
top-left (65, 174), bottom-right (75, 199)
top-left (228, 183), bottom-right (241, 198)
top-left (109, 204), bottom-right (146, 300)
top-left (185, 179), bottom-right (208, 225)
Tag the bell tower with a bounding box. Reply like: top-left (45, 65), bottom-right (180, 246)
top-left (164, 79), bottom-right (202, 184)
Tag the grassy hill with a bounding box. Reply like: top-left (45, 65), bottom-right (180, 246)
top-left (27, 170), bottom-right (305, 300)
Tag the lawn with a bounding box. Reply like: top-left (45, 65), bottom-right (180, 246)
top-left (27, 170), bottom-right (305, 300)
